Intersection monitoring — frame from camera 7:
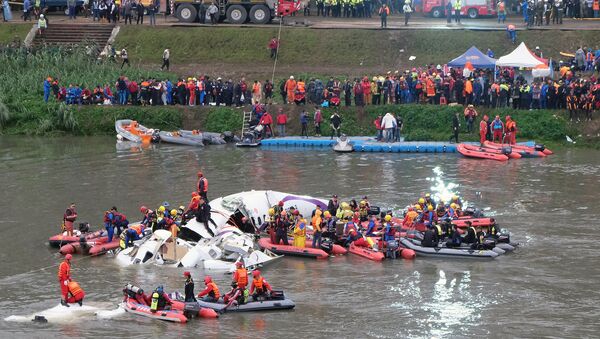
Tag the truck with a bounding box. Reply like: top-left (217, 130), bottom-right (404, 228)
top-left (173, 0), bottom-right (301, 24)
top-left (422, 0), bottom-right (496, 19)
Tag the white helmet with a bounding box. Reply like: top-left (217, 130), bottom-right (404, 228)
top-left (40, 14), bottom-right (44, 18)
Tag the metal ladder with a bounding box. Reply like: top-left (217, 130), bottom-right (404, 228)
top-left (241, 111), bottom-right (253, 137)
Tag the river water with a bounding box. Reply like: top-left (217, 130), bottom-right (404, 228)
top-left (0, 136), bottom-right (598, 338)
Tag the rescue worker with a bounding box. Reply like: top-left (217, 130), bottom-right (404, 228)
top-left (195, 198), bottom-right (215, 237)
top-left (423, 204), bottom-right (438, 227)
top-left (274, 211), bottom-right (290, 245)
top-left (463, 221), bottom-right (477, 244)
top-left (365, 214), bottom-right (377, 236)
top-left (445, 203), bottom-right (459, 219)
top-left (421, 226), bottom-right (439, 247)
top-left (293, 219), bottom-right (307, 248)
top-left (445, 224), bottom-right (462, 248)
top-left (58, 254), bottom-right (72, 306)
top-left (168, 209), bottom-right (180, 238)
top-left (358, 200), bottom-right (369, 221)
top-left (285, 76), bottom-right (297, 104)
top-left (504, 115), bottom-right (517, 145)
top-left (402, 205), bottom-right (419, 228)
top-left (198, 276), bottom-right (221, 302)
top-left (424, 193), bottom-right (435, 208)
top-left (327, 194), bottom-right (340, 217)
top-left (453, 0), bottom-right (461, 23)
top-left (378, 3), bottom-right (389, 28)
top-left (109, 206), bottom-right (128, 239)
top-left (124, 223), bottom-right (143, 248)
top-left (63, 203), bottom-right (78, 237)
top-left (449, 111), bottom-right (460, 143)
top-left (66, 280), bottom-right (85, 306)
top-left (451, 195), bottom-right (463, 209)
top-left (382, 215), bottom-right (395, 241)
top-left (471, 226), bottom-right (487, 250)
top-left (249, 270), bottom-right (273, 301)
top-left (150, 285), bottom-right (173, 312)
top-left (223, 282), bottom-right (248, 308)
top-left (507, 24), bottom-right (516, 44)
top-left (344, 221), bottom-right (361, 247)
top-left (197, 171), bottom-right (208, 201)
top-left (491, 115), bottom-right (504, 143)
top-left (183, 271), bottom-right (196, 302)
top-left (479, 115), bottom-right (489, 146)
top-left (232, 261), bottom-right (248, 290)
top-left (184, 191), bottom-right (201, 221)
top-left (312, 210), bottom-right (323, 248)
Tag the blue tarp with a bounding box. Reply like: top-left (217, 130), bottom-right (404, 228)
top-left (448, 46), bottom-right (497, 69)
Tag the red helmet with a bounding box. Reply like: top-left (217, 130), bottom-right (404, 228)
top-left (278, 201), bottom-right (284, 207)
top-left (197, 171), bottom-right (203, 177)
top-left (140, 206), bottom-right (148, 213)
top-left (192, 191), bottom-right (199, 197)
top-left (292, 210), bottom-right (300, 216)
top-left (354, 211), bottom-right (360, 217)
top-left (65, 254), bottom-right (72, 260)
top-left (204, 276), bottom-right (212, 284)
top-left (235, 261), bottom-right (243, 267)
top-left (252, 270), bottom-right (261, 277)
top-left (183, 271), bottom-right (191, 277)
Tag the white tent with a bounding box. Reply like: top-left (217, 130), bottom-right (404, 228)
top-left (496, 42), bottom-right (546, 68)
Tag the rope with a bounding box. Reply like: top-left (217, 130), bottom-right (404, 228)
top-left (270, 17), bottom-right (284, 86)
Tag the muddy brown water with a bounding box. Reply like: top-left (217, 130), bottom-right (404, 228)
top-left (0, 136), bottom-right (598, 338)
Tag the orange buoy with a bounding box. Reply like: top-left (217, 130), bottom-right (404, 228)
top-left (400, 248), bottom-right (416, 260)
top-left (198, 308), bottom-right (219, 319)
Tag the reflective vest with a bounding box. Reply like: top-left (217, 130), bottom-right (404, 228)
top-left (297, 81), bottom-right (306, 93)
top-left (490, 224), bottom-right (499, 236)
top-left (38, 18), bottom-right (47, 28)
top-left (454, 0), bottom-right (461, 10)
top-left (68, 281), bottom-right (83, 296)
top-left (235, 268), bottom-right (248, 286)
top-left (252, 277), bottom-right (265, 290)
top-left (207, 282), bottom-right (220, 298)
top-left (434, 224), bottom-right (442, 236)
top-left (198, 177), bottom-right (208, 193)
top-left (58, 261), bottom-right (70, 281)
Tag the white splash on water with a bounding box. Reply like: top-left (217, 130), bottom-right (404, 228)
top-left (426, 167), bottom-right (467, 207)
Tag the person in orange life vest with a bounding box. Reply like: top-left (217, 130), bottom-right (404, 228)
top-left (343, 221), bottom-right (361, 247)
top-left (184, 191), bottom-right (201, 221)
top-left (65, 281), bottom-right (85, 306)
top-left (198, 275), bottom-right (221, 303)
top-left (124, 223), bottom-right (144, 248)
top-left (276, 108), bottom-right (288, 137)
top-left (63, 203), bottom-right (77, 237)
top-left (187, 78), bottom-right (196, 106)
top-left (251, 80), bottom-right (262, 104)
top-left (444, 203), bottom-right (459, 220)
top-left (285, 76), bottom-right (297, 104)
top-left (479, 115), bottom-right (489, 146)
top-left (422, 204), bottom-right (438, 227)
top-left (58, 254), bottom-right (72, 306)
top-left (232, 261), bottom-right (248, 289)
top-left (250, 270), bottom-right (273, 301)
top-left (403, 205), bottom-right (419, 228)
top-left (491, 115), bottom-right (504, 143)
top-left (197, 171), bottom-right (208, 201)
top-left (259, 110), bottom-right (274, 139)
top-left (504, 115), bottom-right (517, 145)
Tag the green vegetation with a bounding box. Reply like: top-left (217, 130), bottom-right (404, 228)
top-left (0, 24), bottom-right (32, 44)
top-left (0, 46), bottom-right (177, 135)
top-left (116, 26), bottom-right (600, 77)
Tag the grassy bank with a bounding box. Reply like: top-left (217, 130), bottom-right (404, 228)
top-left (115, 26), bottom-right (600, 77)
top-left (0, 24), bottom-right (32, 44)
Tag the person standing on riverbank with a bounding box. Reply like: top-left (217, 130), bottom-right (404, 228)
top-left (276, 108), bottom-right (287, 137)
top-left (449, 111), bottom-right (460, 143)
top-left (136, 1), bottom-right (144, 24)
top-left (120, 48), bottom-right (129, 69)
top-left (378, 4), bottom-right (389, 28)
top-left (479, 115), bottom-right (488, 146)
top-left (268, 37), bottom-right (279, 59)
top-left (161, 48), bottom-right (170, 71)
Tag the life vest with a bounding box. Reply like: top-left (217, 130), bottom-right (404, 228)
top-left (207, 282), bottom-right (220, 298)
top-left (198, 177), bottom-right (208, 193)
top-left (68, 281), bottom-right (83, 297)
top-left (297, 81), bottom-right (306, 93)
top-left (492, 120), bottom-right (503, 130)
top-left (119, 232), bottom-right (126, 249)
top-left (490, 224), bottom-right (499, 236)
top-left (150, 292), bottom-right (160, 312)
top-left (384, 223), bottom-right (395, 238)
top-left (506, 120), bottom-right (516, 132)
top-left (359, 206), bottom-right (368, 218)
top-left (64, 208), bottom-right (77, 223)
top-left (498, 2), bottom-right (505, 12)
top-left (434, 224), bottom-right (442, 236)
top-left (235, 268), bottom-right (248, 286)
top-left (252, 83), bottom-right (260, 93)
top-left (586, 52), bottom-right (594, 62)
top-left (480, 120), bottom-right (488, 133)
top-left (470, 227), bottom-right (477, 237)
top-left (58, 261), bottom-right (70, 281)
top-left (130, 224), bottom-right (143, 235)
top-left (252, 277), bottom-right (265, 290)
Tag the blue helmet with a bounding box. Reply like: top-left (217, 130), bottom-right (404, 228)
top-left (162, 201), bottom-right (170, 208)
top-left (107, 213), bottom-right (114, 220)
top-left (156, 285), bottom-right (163, 293)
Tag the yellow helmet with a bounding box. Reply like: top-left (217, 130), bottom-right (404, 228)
top-left (425, 193), bottom-right (431, 198)
top-left (452, 195), bottom-right (459, 201)
top-left (414, 204), bottom-right (421, 210)
top-left (158, 206), bottom-right (166, 213)
top-left (170, 209), bottom-right (178, 217)
top-left (324, 211), bottom-right (331, 218)
top-left (418, 198), bottom-right (425, 204)
top-left (450, 203), bottom-right (457, 209)
top-left (341, 202), bottom-right (350, 210)
top-left (384, 215), bottom-right (392, 222)
top-left (428, 205), bottom-right (434, 211)
top-left (268, 208), bottom-right (275, 216)
top-left (360, 200), bottom-right (366, 206)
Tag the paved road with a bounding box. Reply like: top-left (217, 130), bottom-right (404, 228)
top-left (9, 11), bottom-right (600, 31)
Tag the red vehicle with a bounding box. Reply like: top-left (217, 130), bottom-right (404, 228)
top-left (422, 0), bottom-right (496, 18)
top-left (174, 0), bottom-right (301, 24)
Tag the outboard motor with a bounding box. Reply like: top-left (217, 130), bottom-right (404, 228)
top-left (500, 146), bottom-right (512, 155)
top-left (385, 240), bottom-right (399, 259)
top-left (534, 144), bottom-right (545, 151)
top-left (151, 130), bottom-right (161, 143)
top-left (242, 131), bottom-right (256, 144)
top-left (124, 283), bottom-right (144, 298)
top-left (222, 131), bottom-right (235, 143)
top-left (79, 222), bottom-right (90, 233)
top-left (320, 239), bottom-right (334, 253)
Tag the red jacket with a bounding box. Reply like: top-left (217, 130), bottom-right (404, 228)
top-left (260, 113), bottom-right (273, 125)
top-left (276, 113), bottom-right (287, 125)
top-left (374, 118), bottom-right (382, 130)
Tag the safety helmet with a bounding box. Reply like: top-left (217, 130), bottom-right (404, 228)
top-left (40, 14), bottom-right (44, 18)
top-left (425, 193), bottom-right (431, 198)
top-left (65, 254), bottom-right (72, 260)
top-left (360, 200), bottom-right (366, 206)
top-left (354, 211), bottom-right (359, 217)
top-left (162, 201), bottom-right (170, 208)
top-left (252, 270), bottom-right (261, 277)
top-left (414, 204), bottom-right (421, 210)
top-left (178, 206), bottom-right (185, 211)
top-left (235, 261), bottom-right (243, 267)
top-left (204, 276), bottom-right (212, 284)
top-left (197, 171), bottom-right (203, 177)
top-left (452, 195), bottom-right (459, 201)
top-left (450, 203), bottom-right (457, 209)
top-left (140, 206), bottom-right (148, 214)
top-left (384, 215), bottom-right (392, 222)
top-left (156, 285), bottom-right (164, 293)
top-left (278, 201), bottom-right (284, 207)
top-left (268, 208), bottom-right (275, 216)
top-left (170, 209), bottom-right (178, 217)
top-left (418, 198), bottom-right (425, 204)
top-left (158, 206), bottom-right (166, 213)
top-left (324, 211), bottom-right (331, 218)
top-left (192, 191), bottom-right (199, 197)
top-left (183, 271), bottom-right (191, 277)
top-left (281, 210), bottom-right (287, 216)
top-left (428, 205), bottom-right (434, 211)
top-left (293, 210), bottom-right (300, 216)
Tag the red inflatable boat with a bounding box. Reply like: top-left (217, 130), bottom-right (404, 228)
top-left (258, 238), bottom-right (329, 259)
top-left (59, 237), bottom-right (109, 255)
top-left (348, 242), bottom-right (385, 261)
top-left (483, 141), bottom-right (547, 158)
top-left (122, 297), bottom-right (188, 323)
top-left (300, 239), bottom-right (347, 255)
top-left (48, 230), bottom-right (104, 248)
top-left (457, 144), bottom-right (508, 161)
top-left (170, 300), bottom-right (219, 319)
top-left (88, 239), bottom-right (121, 256)
top-left (461, 143), bottom-right (521, 159)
